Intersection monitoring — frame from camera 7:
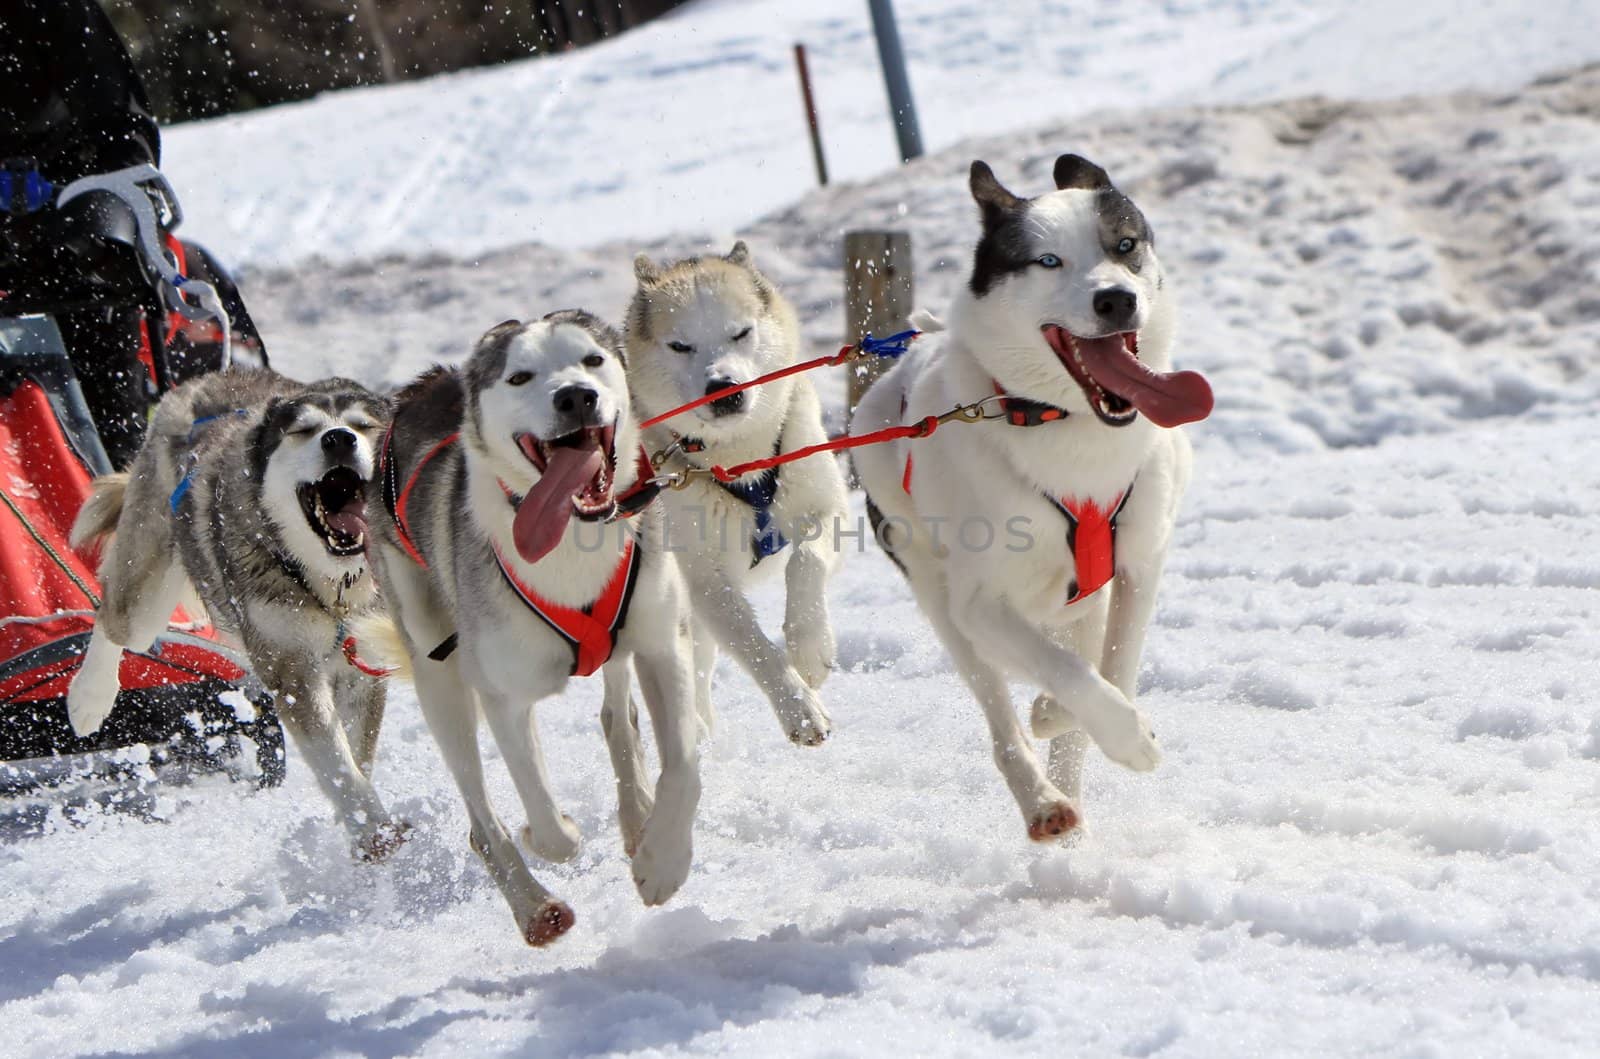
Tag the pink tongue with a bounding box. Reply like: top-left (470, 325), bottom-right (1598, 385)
top-left (326, 502), bottom-right (367, 539)
top-left (511, 445), bottom-right (602, 563)
top-left (1072, 333), bottom-right (1214, 428)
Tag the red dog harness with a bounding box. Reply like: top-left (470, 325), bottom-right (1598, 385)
top-left (378, 426), bottom-right (650, 674)
top-left (1047, 490), bottom-right (1132, 604)
top-left (381, 426), bottom-right (461, 568)
top-left (492, 537), bottom-right (641, 677)
top-left (899, 384), bottom-right (1133, 606)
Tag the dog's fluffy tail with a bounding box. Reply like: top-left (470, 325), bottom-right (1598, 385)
top-left (344, 612), bottom-right (415, 682)
top-left (70, 473), bottom-right (130, 551)
top-left (909, 308), bottom-right (947, 334)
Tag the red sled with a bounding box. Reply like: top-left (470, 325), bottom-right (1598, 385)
top-left (0, 315), bottom-right (284, 795)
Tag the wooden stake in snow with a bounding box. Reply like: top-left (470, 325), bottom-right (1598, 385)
top-left (844, 230), bottom-right (913, 418)
top-left (794, 43), bottom-right (829, 187)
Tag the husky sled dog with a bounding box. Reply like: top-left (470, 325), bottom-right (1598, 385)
top-left (368, 311), bottom-right (699, 946)
top-left (67, 368), bottom-right (404, 857)
top-left (627, 242), bottom-right (847, 745)
top-left (853, 155), bottom-right (1213, 840)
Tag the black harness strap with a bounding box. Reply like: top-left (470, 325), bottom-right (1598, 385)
top-left (675, 434), bottom-right (788, 566)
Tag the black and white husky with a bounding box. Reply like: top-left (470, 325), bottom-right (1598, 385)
top-left (67, 369), bottom-right (404, 858)
top-left (366, 311), bottom-right (700, 947)
top-left (853, 155), bottom-right (1213, 840)
top-left (626, 243), bottom-right (848, 746)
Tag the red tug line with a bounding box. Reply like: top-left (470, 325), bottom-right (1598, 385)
top-left (642, 332), bottom-right (954, 484)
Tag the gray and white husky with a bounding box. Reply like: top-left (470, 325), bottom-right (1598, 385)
top-left (853, 155), bottom-right (1213, 840)
top-left (627, 242), bottom-right (847, 746)
top-left (365, 310), bottom-right (700, 947)
top-left (67, 368), bottom-right (404, 858)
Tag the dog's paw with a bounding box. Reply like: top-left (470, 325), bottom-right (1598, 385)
top-left (66, 669), bottom-right (118, 737)
top-left (1025, 800), bottom-right (1081, 842)
top-left (631, 825), bottom-right (693, 906)
top-left (775, 685), bottom-right (832, 747)
top-left (521, 814), bottom-right (582, 864)
top-left (521, 899), bottom-right (576, 947)
top-left (1030, 693), bottom-right (1079, 740)
top-left (618, 792), bottom-right (654, 858)
top-left (1085, 704), bottom-right (1162, 773)
top-left (358, 819), bottom-right (413, 863)
top-left (694, 694), bottom-right (718, 741)
top-left (787, 628), bottom-right (836, 690)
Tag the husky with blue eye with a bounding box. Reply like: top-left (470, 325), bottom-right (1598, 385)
top-left (852, 155), bottom-right (1214, 842)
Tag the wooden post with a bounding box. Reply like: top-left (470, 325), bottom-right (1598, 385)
top-left (793, 43), bottom-right (828, 187)
top-left (844, 230), bottom-right (913, 416)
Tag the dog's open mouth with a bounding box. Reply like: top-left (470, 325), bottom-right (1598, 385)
top-left (1041, 325), bottom-right (1214, 429)
top-left (297, 466), bottom-right (367, 557)
top-left (509, 424), bottom-right (619, 563)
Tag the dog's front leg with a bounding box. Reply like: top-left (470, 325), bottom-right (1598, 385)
top-left (689, 616), bottom-right (718, 737)
top-left (1031, 602), bottom-right (1108, 805)
top-left (479, 688), bottom-right (582, 864)
top-left (334, 667), bottom-right (387, 780)
top-left (951, 585), bottom-right (1161, 773)
top-left (412, 654), bottom-right (574, 946)
top-left (894, 567), bottom-right (1075, 839)
top-left (1038, 562), bottom-right (1170, 800)
top-left (629, 635), bottom-right (701, 906)
top-left (689, 557), bottom-right (830, 746)
top-left (274, 672), bottom-right (405, 861)
top-left (1099, 559), bottom-right (1166, 700)
top-left (600, 659), bottom-right (653, 855)
top-left (782, 539), bottom-right (836, 690)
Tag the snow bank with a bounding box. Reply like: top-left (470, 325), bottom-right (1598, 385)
top-left (247, 67), bottom-right (1600, 463)
top-left (161, 0), bottom-right (1596, 269)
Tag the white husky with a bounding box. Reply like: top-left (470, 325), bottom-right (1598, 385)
top-left (626, 243), bottom-right (848, 746)
top-left (367, 311), bottom-right (700, 946)
top-left (852, 155), bottom-right (1213, 840)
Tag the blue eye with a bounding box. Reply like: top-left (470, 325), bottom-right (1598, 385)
top-left (1037, 254), bottom-right (1062, 268)
top-left (1116, 237), bottom-right (1137, 255)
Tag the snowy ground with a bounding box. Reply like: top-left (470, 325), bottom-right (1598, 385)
top-left (6, 1), bottom-right (1600, 1055)
top-left (162, 0), bottom-right (1600, 270)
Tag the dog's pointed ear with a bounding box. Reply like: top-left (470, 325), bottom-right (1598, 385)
top-left (259, 395), bottom-right (290, 428)
top-left (970, 161), bottom-right (1023, 226)
top-left (725, 240), bottom-right (751, 266)
top-left (1053, 154), bottom-right (1111, 191)
top-left (634, 253), bottom-right (661, 284)
top-left (475, 319), bottom-right (522, 356)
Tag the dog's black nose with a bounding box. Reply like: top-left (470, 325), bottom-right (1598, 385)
top-left (553, 384), bottom-right (599, 417)
top-left (1092, 287), bottom-right (1137, 328)
top-left (706, 377), bottom-right (745, 417)
top-left (320, 428), bottom-right (357, 454)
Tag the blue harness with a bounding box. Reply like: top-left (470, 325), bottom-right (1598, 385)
top-left (169, 409), bottom-right (251, 513)
top-left (678, 436), bottom-right (787, 566)
top-left (722, 464), bottom-right (787, 565)
top-left (0, 168), bottom-right (54, 216)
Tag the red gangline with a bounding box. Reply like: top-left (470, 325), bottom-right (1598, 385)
top-left (640, 345), bottom-right (856, 430)
top-left (709, 416), bottom-right (942, 482)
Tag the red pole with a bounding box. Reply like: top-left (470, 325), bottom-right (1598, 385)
top-left (793, 43), bottom-right (829, 187)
